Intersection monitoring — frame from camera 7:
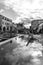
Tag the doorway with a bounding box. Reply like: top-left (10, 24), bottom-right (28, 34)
top-left (3, 27), bottom-right (6, 32)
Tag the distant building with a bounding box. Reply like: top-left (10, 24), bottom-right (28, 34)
top-left (31, 19), bottom-right (43, 30)
top-left (24, 23), bottom-right (31, 29)
top-left (0, 15), bottom-right (12, 32)
top-left (17, 23), bottom-right (24, 30)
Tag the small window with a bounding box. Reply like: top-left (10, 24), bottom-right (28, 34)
top-left (6, 23), bottom-right (9, 25)
top-left (7, 18), bottom-right (9, 21)
top-left (3, 27), bottom-right (6, 32)
top-left (0, 26), bottom-right (2, 30)
top-left (7, 27), bottom-right (9, 30)
top-left (5, 17), bottom-right (6, 20)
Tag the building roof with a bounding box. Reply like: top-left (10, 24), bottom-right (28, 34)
top-left (32, 19), bottom-right (43, 22)
top-left (31, 19), bottom-right (43, 25)
top-left (0, 15), bottom-right (12, 22)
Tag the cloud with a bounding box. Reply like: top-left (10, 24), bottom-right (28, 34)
top-left (0, 0), bottom-right (4, 3)
top-left (0, 9), bottom-right (4, 13)
top-left (3, 0), bottom-right (43, 23)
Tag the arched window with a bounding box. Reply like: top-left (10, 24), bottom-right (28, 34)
top-left (3, 27), bottom-right (6, 32)
top-left (0, 26), bottom-right (2, 31)
top-left (7, 27), bottom-right (9, 30)
top-left (10, 27), bottom-right (12, 31)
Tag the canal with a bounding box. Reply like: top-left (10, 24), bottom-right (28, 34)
top-left (0, 34), bottom-right (43, 65)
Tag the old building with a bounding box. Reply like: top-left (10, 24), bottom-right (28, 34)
top-left (31, 19), bottom-right (43, 33)
top-left (0, 15), bottom-right (12, 33)
top-left (31, 19), bottom-right (43, 30)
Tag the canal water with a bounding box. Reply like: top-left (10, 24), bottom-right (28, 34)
top-left (0, 35), bottom-right (43, 65)
top-left (5, 36), bottom-right (43, 65)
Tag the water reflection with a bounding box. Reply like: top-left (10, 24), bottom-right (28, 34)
top-left (0, 36), bottom-right (43, 65)
top-left (5, 37), bottom-right (43, 65)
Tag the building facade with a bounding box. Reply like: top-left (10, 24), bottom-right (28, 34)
top-left (31, 19), bottom-right (43, 30)
top-left (0, 15), bottom-right (12, 33)
top-left (31, 19), bottom-right (43, 33)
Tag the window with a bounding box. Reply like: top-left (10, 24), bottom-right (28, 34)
top-left (6, 23), bottom-right (9, 25)
top-left (3, 27), bottom-right (6, 32)
top-left (2, 21), bottom-right (4, 24)
top-left (7, 18), bottom-right (9, 21)
top-left (7, 27), bottom-right (9, 30)
top-left (5, 18), bottom-right (6, 20)
top-left (0, 26), bottom-right (2, 31)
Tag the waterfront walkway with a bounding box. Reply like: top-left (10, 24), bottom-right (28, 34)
top-left (0, 38), bottom-right (13, 46)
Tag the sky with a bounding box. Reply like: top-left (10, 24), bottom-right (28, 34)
top-left (0, 0), bottom-right (43, 23)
